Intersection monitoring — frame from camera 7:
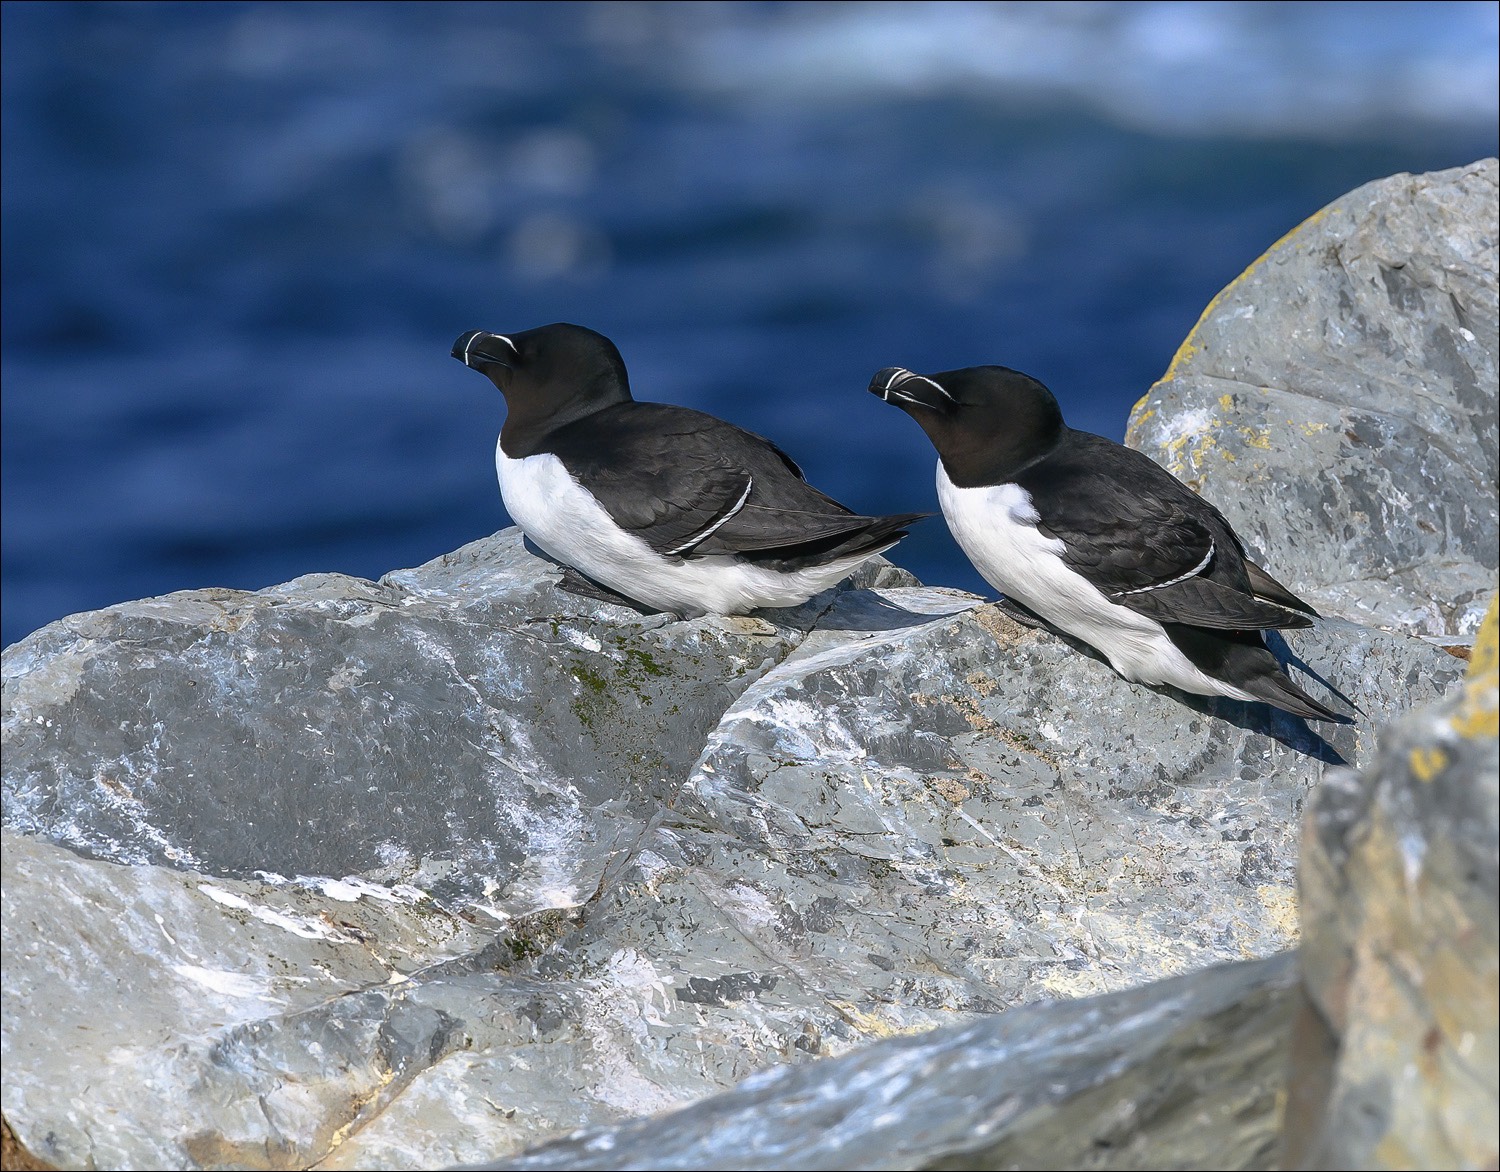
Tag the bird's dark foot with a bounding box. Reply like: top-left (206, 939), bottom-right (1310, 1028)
top-left (993, 595), bottom-right (1054, 631)
top-left (558, 568), bottom-right (674, 617)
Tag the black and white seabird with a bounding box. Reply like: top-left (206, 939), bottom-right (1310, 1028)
top-left (452, 322), bottom-right (926, 617)
top-left (870, 363), bottom-right (1349, 723)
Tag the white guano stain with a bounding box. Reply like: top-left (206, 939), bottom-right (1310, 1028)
top-left (721, 882), bottom-right (778, 929)
top-left (198, 883), bottom-right (353, 942)
top-left (300, 875), bottom-right (426, 904)
top-left (171, 963), bottom-right (279, 1000)
top-left (559, 628), bottom-right (603, 653)
top-left (1160, 405), bottom-right (1215, 444)
top-left (580, 951), bottom-right (683, 1117)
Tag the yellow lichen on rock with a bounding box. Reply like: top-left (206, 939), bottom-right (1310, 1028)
top-left (1153, 204), bottom-right (1334, 391)
top-left (1468, 593), bottom-right (1499, 682)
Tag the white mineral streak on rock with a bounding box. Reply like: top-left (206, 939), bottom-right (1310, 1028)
top-left (305, 875), bottom-right (418, 903)
top-left (720, 882), bottom-right (779, 930)
top-left (170, 963), bottom-right (282, 1002)
top-left (198, 883), bottom-right (354, 941)
top-left (582, 950), bottom-right (684, 1117)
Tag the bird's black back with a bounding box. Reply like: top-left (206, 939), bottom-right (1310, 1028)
top-left (542, 401), bottom-right (925, 564)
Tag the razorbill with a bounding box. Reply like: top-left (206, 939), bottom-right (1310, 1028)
top-left (870, 363), bottom-right (1349, 722)
top-left (452, 323), bottom-right (926, 616)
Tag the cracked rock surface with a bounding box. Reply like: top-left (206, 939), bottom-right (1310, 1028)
top-left (473, 604), bottom-right (1499, 1172)
top-left (1, 529), bottom-right (1463, 1169)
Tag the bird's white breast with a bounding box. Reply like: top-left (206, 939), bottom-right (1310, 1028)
top-left (935, 462), bottom-right (1254, 701)
top-left (498, 447), bottom-right (880, 615)
top-left (497, 448), bottom-right (628, 577)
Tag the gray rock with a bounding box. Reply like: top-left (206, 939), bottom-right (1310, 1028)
top-left (2, 530), bottom-right (814, 914)
top-left (481, 951), bottom-right (1301, 1172)
top-left (1, 531), bottom-right (1464, 1170)
top-left (1126, 159), bottom-right (1499, 641)
top-left (2, 829), bottom-right (500, 1169)
top-left (1284, 603), bottom-right (1498, 1170)
top-left (5, 161), bottom-right (1493, 1172)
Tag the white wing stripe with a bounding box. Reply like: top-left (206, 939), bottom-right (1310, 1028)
top-left (1113, 540), bottom-right (1214, 596)
top-left (664, 476), bottom-right (754, 556)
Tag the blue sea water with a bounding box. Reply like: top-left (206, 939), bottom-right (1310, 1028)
top-left (3, 1), bottom-right (1496, 648)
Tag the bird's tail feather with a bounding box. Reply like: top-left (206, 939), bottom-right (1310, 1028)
top-left (1245, 560), bottom-right (1320, 617)
top-left (743, 512), bottom-right (931, 571)
top-left (1166, 624), bottom-right (1352, 724)
top-left (1237, 665), bottom-right (1352, 723)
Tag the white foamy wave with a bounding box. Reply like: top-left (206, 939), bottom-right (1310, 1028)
top-left (682, 1), bottom-right (1498, 137)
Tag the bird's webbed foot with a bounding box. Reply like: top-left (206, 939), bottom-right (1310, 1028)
top-left (994, 595), bottom-right (1054, 631)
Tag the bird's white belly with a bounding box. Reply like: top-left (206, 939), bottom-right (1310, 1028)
top-left (498, 449), bottom-right (876, 615)
top-left (936, 465), bottom-right (1254, 701)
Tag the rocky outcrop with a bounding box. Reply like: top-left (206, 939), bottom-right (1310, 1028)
top-left (476, 600), bottom-right (1500, 1172)
top-left (0, 530), bottom-right (1462, 1170)
top-left (3, 534), bottom-right (851, 910)
top-left (1285, 597), bottom-right (1498, 1170)
top-left (3, 161), bottom-right (1496, 1171)
top-left (1127, 159), bottom-right (1498, 643)
top-left (491, 952), bottom-right (1302, 1172)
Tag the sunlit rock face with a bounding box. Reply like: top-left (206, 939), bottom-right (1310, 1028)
top-left (1288, 600), bottom-right (1499, 1171)
top-left (0, 525), bottom-right (1462, 1170)
top-left (1128, 159), bottom-right (1498, 643)
top-left (484, 607), bottom-right (1497, 1172)
top-left (491, 953), bottom-right (1305, 1172)
top-left (3, 159), bottom-right (1495, 1171)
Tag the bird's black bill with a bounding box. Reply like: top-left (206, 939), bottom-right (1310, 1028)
top-left (452, 330), bottom-right (516, 371)
top-left (868, 367), bottom-right (953, 412)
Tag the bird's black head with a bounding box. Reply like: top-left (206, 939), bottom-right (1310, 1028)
top-left (452, 322), bottom-right (633, 456)
top-left (869, 364), bottom-right (1066, 486)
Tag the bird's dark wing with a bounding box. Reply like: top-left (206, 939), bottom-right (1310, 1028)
top-left (1112, 572), bottom-right (1314, 630)
top-left (1023, 432), bottom-right (1310, 631)
top-left (545, 403), bottom-right (917, 559)
top-left (1165, 625), bottom-right (1350, 722)
top-left (1244, 560), bottom-right (1319, 617)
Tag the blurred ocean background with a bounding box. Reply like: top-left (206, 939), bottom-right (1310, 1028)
top-left (3, 1), bottom-right (1496, 647)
